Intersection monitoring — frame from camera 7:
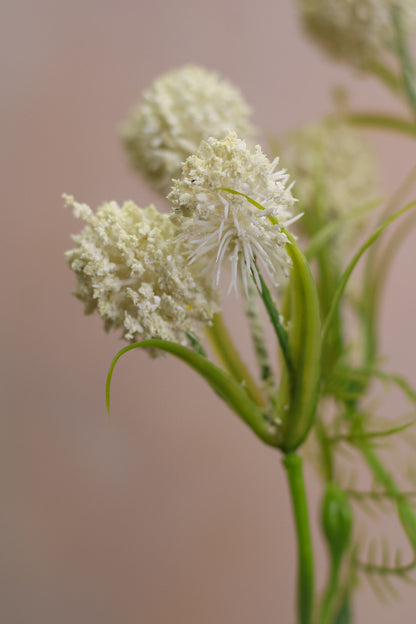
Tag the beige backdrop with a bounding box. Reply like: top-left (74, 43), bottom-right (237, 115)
top-left (2, 0), bottom-right (416, 622)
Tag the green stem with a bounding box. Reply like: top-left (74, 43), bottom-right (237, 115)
top-left (342, 112), bottom-right (416, 138)
top-left (205, 313), bottom-right (266, 408)
top-left (392, 5), bottom-right (416, 120)
top-left (319, 557), bottom-right (342, 624)
top-left (283, 453), bottom-right (315, 624)
top-left (322, 200), bottom-right (416, 347)
top-left (360, 165), bottom-right (416, 368)
top-left (366, 59), bottom-right (403, 94)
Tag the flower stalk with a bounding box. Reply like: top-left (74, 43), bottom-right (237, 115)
top-left (283, 453), bottom-right (314, 624)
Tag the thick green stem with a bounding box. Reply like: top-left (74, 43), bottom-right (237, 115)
top-left (205, 313), bottom-right (266, 408)
top-left (283, 453), bottom-right (315, 624)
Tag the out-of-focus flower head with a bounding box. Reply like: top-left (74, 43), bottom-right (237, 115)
top-left (169, 133), bottom-right (298, 294)
top-left (297, 0), bottom-right (416, 68)
top-left (122, 65), bottom-right (254, 195)
top-left (283, 120), bottom-right (378, 238)
top-left (65, 195), bottom-right (219, 349)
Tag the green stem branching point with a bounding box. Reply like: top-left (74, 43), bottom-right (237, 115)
top-left (283, 453), bottom-right (315, 624)
top-left (215, 187), bottom-right (321, 451)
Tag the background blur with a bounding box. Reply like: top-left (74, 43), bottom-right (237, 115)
top-left (2, 0), bottom-right (416, 622)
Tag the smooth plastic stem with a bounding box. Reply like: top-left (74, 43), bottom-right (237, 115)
top-left (318, 557), bottom-right (342, 624)
top-left (283, 453), bottom-right (315, 624)
top-left (205, 313), bottom-right (266, 408)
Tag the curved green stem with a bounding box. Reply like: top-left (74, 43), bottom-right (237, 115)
top-left (342, 112), bottom-right (416, 138)
top-left (283, 453), bottom-right (315, 624)
top-left (205, 313), bottom-right (266, 408)
top-left (360, 166), bottom-right (416, 368)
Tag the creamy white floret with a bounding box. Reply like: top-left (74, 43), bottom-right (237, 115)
top-left (65, 195), bottom-right (219, 347)
top-left (121, 65), bottom-right (253, 194)
top-left (284, 121), bottom-right (378, 220)
top-left (298, 0), bottom-right (416, 67)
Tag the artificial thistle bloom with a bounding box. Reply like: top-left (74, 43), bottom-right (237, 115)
top-left (168, 133), bottom-right (298, 294)
top-left (121, 65), bottom-right (253, 195)
top-left (297, 0), bottom-right (416, 68)
top-left (65, 195), bottom-right (219, 348)
top-left (283, 120), bottom-right (378, 237)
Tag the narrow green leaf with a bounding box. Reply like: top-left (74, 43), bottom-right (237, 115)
top-left (369, 369), bottom-right (416, 404)
top-left (186, 333), bottom-right (208, 358)
top-left (322, 199), bottom-right (416, 345)
top-left (397, 500), bottom-right (416, 558)
top-left (392, 5), bottom-right (416, 119)
top-left (305, 198), bottom-right (383, 261)
top-left (255, 269), bottom-right (293, 377)
top-left (215, 186), bottom-right (267, 212)
top-left (331, 420), bottom-right (415, 444)
top-left (106, 339), bottom-right (280, 446)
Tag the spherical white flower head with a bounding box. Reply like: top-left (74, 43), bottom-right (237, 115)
top-left (286, 121), bottom-right (377, 219)
top-left (298, 0), bottom-right (416, 68)
top-left (121, 65), bottom-right (253, 195)
top-left (168, 133), bottom-right (297, 294)
top-left (65, 196), bottom-right (219, 348)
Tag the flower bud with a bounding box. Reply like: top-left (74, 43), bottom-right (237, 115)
top-left (321, 483), bottom-right (353, 561)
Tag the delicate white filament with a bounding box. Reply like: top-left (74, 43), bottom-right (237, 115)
top-left (169, 133), bottom-right (298, 294)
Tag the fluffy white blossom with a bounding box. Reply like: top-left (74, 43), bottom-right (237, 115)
top-left (298, 0), bottom-right (416, 68)
top-left (121, 65), bottom-right (253, 195)
top-left (168, 133), bottom-right (298, 294)
top-left (65, 195), bottom-right (219, 347)
top-left (283, 121), bottom-right (377, 227)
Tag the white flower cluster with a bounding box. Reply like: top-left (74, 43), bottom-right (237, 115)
top-left (122, 65), bottom-right (253, 195)
top-left (65, 195), bottom-right (219, 346)
top-left (298, 0), bottom-right (416, 67)
top-left (284, 121), bottom-right (377, 223)
top-left (169, 133), bottom-right (298, 293)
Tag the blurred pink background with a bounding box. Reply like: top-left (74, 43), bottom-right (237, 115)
top-left (2, 0), bottom-right (416, 622)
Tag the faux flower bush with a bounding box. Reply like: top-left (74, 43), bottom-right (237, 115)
top-left (66, 4), bottom-right (416, 622)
